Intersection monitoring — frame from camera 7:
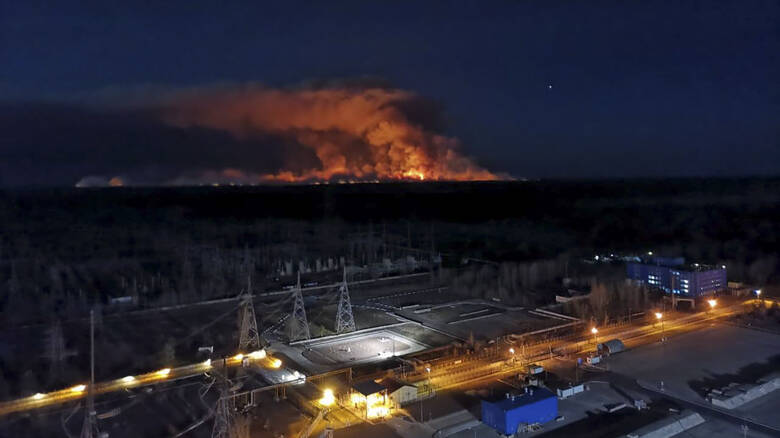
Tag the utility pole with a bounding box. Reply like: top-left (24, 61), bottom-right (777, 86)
top-left (290, 272), bottom-right (311, 341)
top-left (80, 310), bottom-right (99, 438)
top-left (335, 267), bottom-right (356, 334)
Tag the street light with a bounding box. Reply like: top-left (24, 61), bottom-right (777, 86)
top-left (319, 388), bottom-right (335, 406)
top-left (70, 384), bottom-right (86, 393)
top-left (591, 327), bottom-right (599, 347)
top-left (707, 299), bottom-right (717, 309)
top-left (655, 312), bottom-right (665, 342)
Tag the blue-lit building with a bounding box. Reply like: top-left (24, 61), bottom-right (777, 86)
top-left (626, 257), bottom-right (726, 297)
top-left (481, 387), bottom-right (557, 435)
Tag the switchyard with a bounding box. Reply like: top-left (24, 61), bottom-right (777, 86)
top-left (1, 266), bottom-right (771, 438)
top-left (300, 328), bottom-right (429, 366)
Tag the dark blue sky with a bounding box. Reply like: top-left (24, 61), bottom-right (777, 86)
top-left (1, 1), bottom-right (778, 184)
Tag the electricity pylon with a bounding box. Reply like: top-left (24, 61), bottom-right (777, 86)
top-left (212, 386), bottom-right (249, 438)
top-left (211, 391), bottom-right (231, 438)
top-left (289, 272), bottom-right (311, 341)
top-left (80, 310), bottom-right (99, 438)
top-left (335, 267), bottom-right (356, 334)
top-left (212, 359), bottom-right (250, 438)
top-left (238, 275), bottom-right (263, 352)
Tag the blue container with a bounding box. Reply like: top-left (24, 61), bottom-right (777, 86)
top-left (481, 386), bottom-right (558, 435)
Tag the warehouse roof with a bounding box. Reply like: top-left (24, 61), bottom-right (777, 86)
top-left (352, 380), bottom-right (385, 396)
top-left (377, 378), bottom-right (415, 394)
top-left (484, 386), bottom-right (555, 411)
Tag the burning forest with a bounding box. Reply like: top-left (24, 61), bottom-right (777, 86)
top-left (155, 84), bottom-right (506, 184)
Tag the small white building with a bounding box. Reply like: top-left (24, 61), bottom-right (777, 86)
top-left (379, 378), bottom-right (418, 406)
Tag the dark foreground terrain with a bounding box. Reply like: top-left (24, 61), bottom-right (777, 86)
top-left (0, 179), bottom-right (778, 393)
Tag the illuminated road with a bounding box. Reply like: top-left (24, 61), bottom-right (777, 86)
top-left (0, 299), bottom-right (767, 418)
top-left (0, 350), bottom-right (285, 417)
top-left (407, 300), bottom-right (759, 392)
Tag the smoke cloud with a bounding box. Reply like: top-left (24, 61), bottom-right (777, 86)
top-left (154, 84), bottom-right (505, 183)
top-left (0, 83), bottom-right (508, 186)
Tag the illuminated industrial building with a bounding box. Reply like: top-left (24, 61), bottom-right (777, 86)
top-left (626, 256), bottom-right (726, 297)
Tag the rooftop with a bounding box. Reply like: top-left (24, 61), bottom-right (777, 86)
top-left (352, 380), bottom-right (386, 396)
top-left (483, 386), bottom-right (555, 410)
top-left (636, 256), bottom-right (724, 272)
top-left (377, 378), bottom-right (415, 394)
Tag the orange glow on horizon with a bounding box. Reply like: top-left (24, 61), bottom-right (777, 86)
top-left (161, 86), bottom-right (509, 184)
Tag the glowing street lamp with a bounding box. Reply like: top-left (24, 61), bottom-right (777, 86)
top-left (707, 299), bottom-right (717, 309)
top-left (319, 388), bottom-right (335, 407)
top-left (32, 393), bottom-right (45, 400)
top-left (591, 327), bottom-right (599, 346)
top-left (655, 312), bottom-right (665, 342)
top-left (249, 349), bottom-right (266, 360)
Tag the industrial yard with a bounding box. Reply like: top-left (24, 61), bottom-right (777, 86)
top-left (1, 180), bottom-right (779, 438)
top-left (2, 265), bottom-right (777, 438)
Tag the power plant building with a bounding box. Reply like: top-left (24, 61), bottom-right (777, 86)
top-left (481, 387), bottom-right (558, 435)
top-left (626, 257), bottom-right (726, 297)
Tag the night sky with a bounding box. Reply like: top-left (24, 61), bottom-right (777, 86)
top-left (1, 1), bottom-right (778, 185)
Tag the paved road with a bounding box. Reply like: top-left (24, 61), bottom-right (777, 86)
top-left (0, 299), bottom-right (756, 418)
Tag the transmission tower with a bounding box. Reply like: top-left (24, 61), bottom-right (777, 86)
top-left (238, 275), bottom-right (263, 352)
top-left (80, 310), bottom-right (99, 438)
top-left (289, 272), bottom-right (311, 341)
top-left (211, 392), bottom-right (230, 438)
top-left (335, 267), bottom-right (356, 334)
top-left (211, 362), bottom-right (250, 438)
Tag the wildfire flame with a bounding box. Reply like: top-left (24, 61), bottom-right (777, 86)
top-left (159, 85), bottom-right (506, 183)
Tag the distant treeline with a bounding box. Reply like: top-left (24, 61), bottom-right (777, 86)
top-left (0, 178), bottom-right (778, 326)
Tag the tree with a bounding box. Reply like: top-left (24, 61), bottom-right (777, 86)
top-left (0, 369), bottom-right (9, 400)
top-left (589, 282), bottom-right (609, 321)
top-left (160, 338), bottom-right (176, 366)
top-left (748, 256), bottom-right (778, 286)
top-left (20, 370), bottom-right (39, 396)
